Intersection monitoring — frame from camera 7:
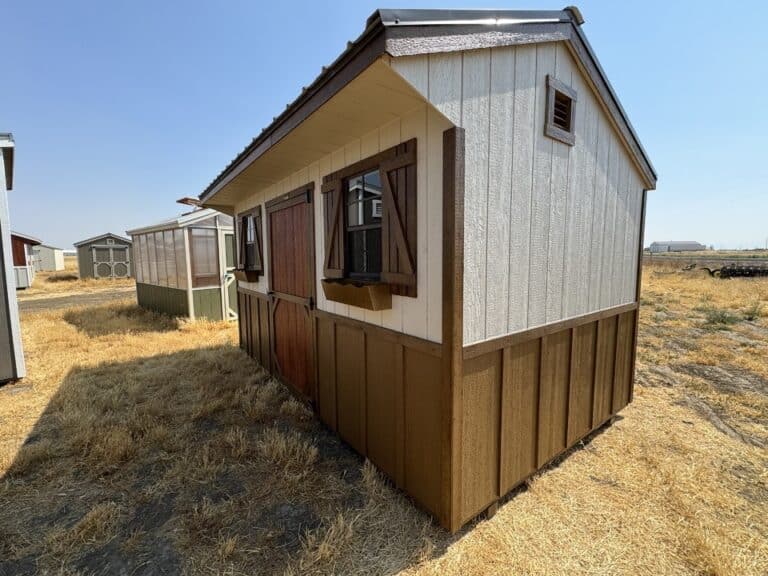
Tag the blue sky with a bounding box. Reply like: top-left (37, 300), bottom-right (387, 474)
top-left (3, 1), bottom-right (767, 249)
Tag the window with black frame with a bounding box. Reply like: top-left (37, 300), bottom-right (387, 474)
top-left (345, 170), bottom-right (382, 280)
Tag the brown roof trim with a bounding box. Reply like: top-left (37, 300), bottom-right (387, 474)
top-left (200, 8), bottom-right (656, 203)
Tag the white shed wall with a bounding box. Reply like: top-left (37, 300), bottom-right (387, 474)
top-left (0, 152), bottom-right (25, 380)
top-left (234, 103), bottom-right (451, 343)
top-left (391, 43), bottom-right (646, 346)
top-left (34, 246), bottom-right (65, 272)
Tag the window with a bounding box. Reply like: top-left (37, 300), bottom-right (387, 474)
top-left (236, 206), bottom-right (263, 281)
top-left (545, 75), bottom-right (577, 146)
top-left (322, 139), bottom-right (417, 299)
top-left (190, 228), bottom-right (219, 287)
top-left (106, 238), bottom-right (115, 245)
top-left (345, 170), bottom-right (382, 280)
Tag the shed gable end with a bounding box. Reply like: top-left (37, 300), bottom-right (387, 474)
top-left (391, 43), bottom-right (646, 346)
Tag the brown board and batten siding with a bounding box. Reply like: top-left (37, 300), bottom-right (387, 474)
top-left (315, 310), bottom-right (444, 518)
top-left (238, 288), bottom-right (271, 371)
top-left (458, 304), bottom-right (636, 524)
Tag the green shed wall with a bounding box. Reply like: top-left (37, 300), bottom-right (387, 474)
top-left (136, 283), bottom-right (189, 317)
top-left (193, 288), bottom-right (223, 321)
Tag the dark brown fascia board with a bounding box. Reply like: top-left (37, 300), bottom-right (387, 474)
top-left (199, 18), bottom-right (388, 205)
top-left (200, 8), bottom-right (656, 205)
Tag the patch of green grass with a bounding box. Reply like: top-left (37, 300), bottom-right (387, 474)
top-left (701, 307), bottom-right (741, 329)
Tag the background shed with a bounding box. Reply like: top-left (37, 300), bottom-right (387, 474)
top-left (10, 231), bottom-right (41, 288)
top-left (74, 233), bottom-right (132, 279)
top-left (33, 244), bottom-right (65, 272)
top-left (127, 209), bottom-right (237, 321)
top-left (649, 241), bottom-right (707, 253)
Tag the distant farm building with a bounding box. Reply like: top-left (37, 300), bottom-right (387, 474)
top-left (1, 133), bottom-right (25, 382)
top-left (33, 244), bottom-right (65, 272)
top-left (649, 241), bottom-right (707, 253)
top-left (74, 233), bottom-right (132, 279)
top-left (11, 231), bottom-right (42, 289)
top-left (127, 208), bottom-right (237, 321)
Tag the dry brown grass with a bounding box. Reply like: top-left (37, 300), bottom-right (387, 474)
top-left (1, 265), bottom-right (766, 575)
top-left (17, 270), bottom-right (135, 300)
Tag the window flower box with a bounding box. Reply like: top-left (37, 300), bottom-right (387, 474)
top-left (321, 278), bottom-right (392, 311)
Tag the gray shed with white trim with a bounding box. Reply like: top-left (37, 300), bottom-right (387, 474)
top-left (74, 233), bottom-right (133, 279)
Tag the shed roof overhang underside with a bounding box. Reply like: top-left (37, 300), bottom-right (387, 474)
top-left (201, 8), bottom-right (657, 210)
top-left (203, 59), bottom-right (432, 213)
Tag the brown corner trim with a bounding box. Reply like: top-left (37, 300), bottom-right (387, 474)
top-left (463, 302), bottom-right (638, 360)
top-left (441, 126), bottom-right (465, 532)
top-left (313, 309), bottom-right (442, 358)
top-left (628, 189), bottom-right (648, 402)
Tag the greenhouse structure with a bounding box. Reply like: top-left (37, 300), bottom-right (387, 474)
top-left (127, 208), bottom-right (237, 321)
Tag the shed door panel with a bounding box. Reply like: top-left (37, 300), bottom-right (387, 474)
top-left (268, 192), bottom-right (314, 399)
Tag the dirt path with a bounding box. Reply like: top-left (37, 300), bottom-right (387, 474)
top-left (18, 287), bottom-right (136, 312)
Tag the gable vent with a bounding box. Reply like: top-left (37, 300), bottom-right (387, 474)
top-left (553, 90), bottom-right (572, 132)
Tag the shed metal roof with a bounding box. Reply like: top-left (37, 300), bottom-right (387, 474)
top-left (126, 208), bottom-right (233, 236)
top-left (73, 232), bottom-right (132, 247)
top-left (199, 6), bottom-right (656, 206)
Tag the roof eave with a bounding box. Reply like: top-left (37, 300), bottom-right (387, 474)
top-left (199, 14), bottom-right (388, 205)
top-left (200, 7), bottom-right (656, 205)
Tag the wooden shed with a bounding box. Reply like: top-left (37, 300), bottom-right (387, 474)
top-left (127, 208), bottom-right (238, 321)
top-left (74, 233), bottom-right (132, 279)
top-left (199, 7), bottom-right (656, 531)
top-left (1, 133), bottom-right (25, 382)
top-left (10, 231), bottom-right (42, 289)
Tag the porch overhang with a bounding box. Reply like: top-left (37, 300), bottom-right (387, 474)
top-left (201, 58), bottom-right (432, 212)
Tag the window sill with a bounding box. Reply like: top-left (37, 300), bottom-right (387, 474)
top-left (235, 269), bottom-right (261, 282)
top-left (321, 278), bottom-right (392, 311)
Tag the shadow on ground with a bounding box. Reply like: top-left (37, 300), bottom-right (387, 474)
top-left (0, 323), bottom-right (626, 575)
top-left (0, 345), bottom-right (455, 575)
top-left (62, 303), bottom-right (178, 336)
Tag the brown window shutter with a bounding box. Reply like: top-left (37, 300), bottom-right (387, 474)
top-left (380, 139), bottom-right (417, 297)
top-left (321, 179), bottom-right (345, 278)
top-left (236, 215), bottom-right (245, 269)
top-left (253, 206), bottom-right (264, 275)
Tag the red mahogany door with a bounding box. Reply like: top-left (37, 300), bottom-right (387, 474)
top-left (266, 186), bottom-right (315, 399)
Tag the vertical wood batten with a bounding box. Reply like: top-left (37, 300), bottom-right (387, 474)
top-left (486, 47), bottom-right (515, 338)
top-left (545, 44), bottom-right (572, 324)
top-left (442, 126), bottom-right (465, 531)
top-left (461, 49), bottom-right (491, 343)
top-left (507, 45), bottom-right (536, 333)
top-left (527, 43), bottom-right (556, 329)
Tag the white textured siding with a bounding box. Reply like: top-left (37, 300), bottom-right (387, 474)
top-left (0, 152), bottom-right (26, 380)
top-left (233, 103), bottom-right (451, 343)
top-left (392, 42), bottom-right (646, 346)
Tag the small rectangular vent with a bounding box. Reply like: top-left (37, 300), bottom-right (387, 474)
top-left (553, 91), bottom-right (572, 132)
top-left (545, 75), bottom-right (577, 146)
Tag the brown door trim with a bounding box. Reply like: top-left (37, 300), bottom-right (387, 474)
top-left (266, 182), bottom-right (317, 402)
